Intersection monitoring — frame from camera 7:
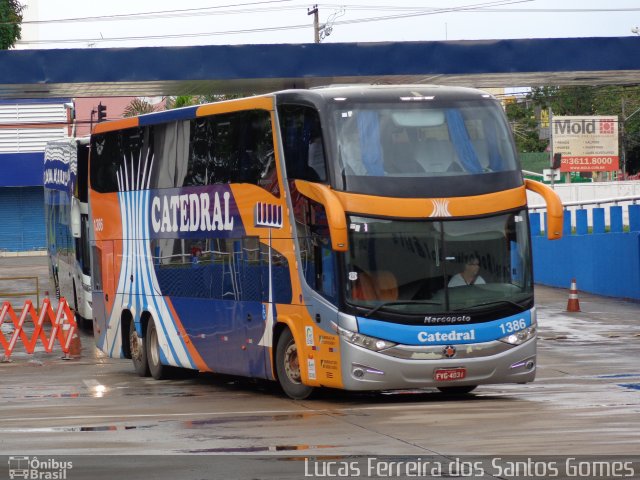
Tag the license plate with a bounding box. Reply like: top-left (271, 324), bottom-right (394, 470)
top-left (434, 368), bottom-right (466, 382)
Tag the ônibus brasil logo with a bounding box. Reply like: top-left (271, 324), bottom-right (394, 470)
top-left (8, 456), bottom-right (73, 480)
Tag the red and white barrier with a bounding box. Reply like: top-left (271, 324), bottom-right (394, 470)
top-left (0, 297), bottom-right (79, 361)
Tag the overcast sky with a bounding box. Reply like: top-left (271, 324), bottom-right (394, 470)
top-left (15, 0), bottom-right (640, 49)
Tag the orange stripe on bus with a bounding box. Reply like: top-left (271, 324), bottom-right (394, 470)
top-left (92, 117), bottom-right (139, 134)
top-left (164, 298), bottom-right (211, 373)
top-left (196, 96), bottom-right (274, 116)
top-left (332, 186), bottom-right (527, 218)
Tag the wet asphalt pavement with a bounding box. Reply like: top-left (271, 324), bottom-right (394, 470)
top-left (0, 256), bottom-right (639, 478)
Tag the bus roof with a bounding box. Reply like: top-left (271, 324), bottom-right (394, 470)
top-left (91, 85), bottom-right (493, 135)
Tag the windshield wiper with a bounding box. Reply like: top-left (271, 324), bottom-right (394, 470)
top-left (453, 299), bottom-right (527, 312)
top-left (363, 300), bottom-right (442, 318)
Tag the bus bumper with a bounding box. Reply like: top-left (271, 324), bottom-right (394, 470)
top-left (338, 336), bottom-right (537, 391)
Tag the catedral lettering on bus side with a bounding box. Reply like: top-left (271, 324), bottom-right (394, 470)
top-left (85, 85), bottom-right (563, 400)
top-left (150, 192), bottom-right (234, 233)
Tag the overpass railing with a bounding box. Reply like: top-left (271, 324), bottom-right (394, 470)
top-left (529, 195), bottom-right (640, 233)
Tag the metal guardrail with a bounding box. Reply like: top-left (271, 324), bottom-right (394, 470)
top-left (0, 276), bottom-right (41, 310)
top-left (522, 169), bottom-right (544, 178)
top-left (529, 195), bottom-right (640, 211)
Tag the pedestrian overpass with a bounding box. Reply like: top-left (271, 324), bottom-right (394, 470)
top-left (1, 36), bottom-right (640, 98)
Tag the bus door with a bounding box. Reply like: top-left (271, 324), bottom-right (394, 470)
top-left (91, 240), bottom-right (115, 341)
top-left (237, 237), bottom-right (267, 378)
top-left (203, 238), bottom-right (266, 378)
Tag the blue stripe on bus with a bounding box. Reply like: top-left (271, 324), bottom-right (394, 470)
top-left (357, 310), bottom-right (532, 346)
top-left (138, 106), bottom-right (200, 126)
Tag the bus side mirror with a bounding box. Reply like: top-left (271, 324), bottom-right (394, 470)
top-left (551, 153), bottom-right (562, 170)
top-left (525, 179), bottom-right (563, 240)
top-left (294, 180), bottom-right (348, 252)
top-left (71, 197), bottom-right (81, 238)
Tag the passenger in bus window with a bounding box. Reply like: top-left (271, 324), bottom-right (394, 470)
top-left (448, 255), bottom-right (486, 287)
top-left (307, 130), bottom-right (327, 181)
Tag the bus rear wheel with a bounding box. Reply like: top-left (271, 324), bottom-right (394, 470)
top-left (276, 329), bottom-right (314, 400)
top-left (437, 385), bottom-right (477, 395)
top-left (129, 320), bottom-right (150, 377)
top-left (146, 319), bottom-right (170, 380)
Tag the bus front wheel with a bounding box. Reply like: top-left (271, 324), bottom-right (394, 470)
top-left (130, 320), bottom-right (150, 377)
top-left (276, 329), bottom-right (314, 400)
top-left (146, 320), bottom-right (170, 380)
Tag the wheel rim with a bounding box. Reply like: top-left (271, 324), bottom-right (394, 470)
top-left (149, 326), bottom-right (159, 366)
top-left (283, 341), bottom-right (301, 384)
top-left (130, 328), bottom-right (143, 362)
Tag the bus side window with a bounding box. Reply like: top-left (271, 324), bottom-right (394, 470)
top-left (90, 133), bottom-right (122, 193)
top-left (186, 111), bottom-right (279, 196)
top-left (278, 105), bottom-right (327, 183)
top-left (239, 111), bottom-right (280, 197)
top-left (291, 188), bottom-right (337, 305)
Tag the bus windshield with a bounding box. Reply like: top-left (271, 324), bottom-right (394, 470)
top-left (328, 99), bottom-right (519, 194)
top-left (344, 210), bottom-right (532, 319)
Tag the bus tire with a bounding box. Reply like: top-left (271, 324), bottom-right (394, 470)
top-left (146, 319), bottom-right (170, 380)
top-left (130, 320), bottom-right (150, 377)
top-left (275, 328), bottom-right (314, 400)
top-left (437, 385), bottom-right (477, 395)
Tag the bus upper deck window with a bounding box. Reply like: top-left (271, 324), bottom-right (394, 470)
top-left (278, 105), bottom-right (328, 183)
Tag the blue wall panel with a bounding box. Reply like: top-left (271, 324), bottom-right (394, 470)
top-left (0, 152), bottom-right (45, 187)
top-left (0, 187), bottom-right (45, 251)
top-left (533, 232), bottom-right (640, 300)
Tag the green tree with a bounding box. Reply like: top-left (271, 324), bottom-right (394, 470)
top-left (595, 86), bottom-right (640, 175)
top-left (530, 85), bottom-right (640, 175)
top-left (165, 95), bottom-right (199, 110)
top-left (165, 93), bottom-right (244, 109)
top-left (504, 100), bottom-right (547, 153)
top-left (530, 86), bottom-right (596, 115)
top-left (0, 0), bottom-right (25, 49)
top-left (123, 98), bottom-right (157, 117)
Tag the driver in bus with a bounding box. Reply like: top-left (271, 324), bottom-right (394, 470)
top-left (448, 255), bottom-right (486, 287)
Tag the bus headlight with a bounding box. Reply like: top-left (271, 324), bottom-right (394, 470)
top-left (499, 321), bottom-right (537, 345)
top-left (337, 326), bottom-right (396, 352)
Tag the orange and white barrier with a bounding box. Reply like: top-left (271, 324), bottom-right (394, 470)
top-left (566, 278), bottom-right (581, 312)
top-left (0, 297), bottom-right (79, 361)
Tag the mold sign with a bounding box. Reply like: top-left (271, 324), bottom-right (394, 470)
top-left (552, 116), bottom-right (619, 172)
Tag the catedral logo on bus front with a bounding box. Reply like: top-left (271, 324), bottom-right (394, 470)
top-left (552, 116), bottom-right (619, 172)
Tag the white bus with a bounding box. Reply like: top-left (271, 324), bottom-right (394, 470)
top-left (44, 137), bottom-right (92, 328)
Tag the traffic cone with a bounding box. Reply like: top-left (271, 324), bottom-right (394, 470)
top-left (63, 327), bottom-right (82, 360)
top-left (566, 278), bottom-right (581, 312)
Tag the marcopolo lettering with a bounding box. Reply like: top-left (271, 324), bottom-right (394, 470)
top-left (151, 191), bottom-right (234, 234)
top-left (424, 315), bottom-right (471, 324)
top-left (555, 119), bottom-right (596, 135)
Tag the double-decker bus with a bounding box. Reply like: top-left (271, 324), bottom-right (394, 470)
top-left (88, 86), bottom-right (562, 399)
top-left (44, 137), bottom-right (92, 328)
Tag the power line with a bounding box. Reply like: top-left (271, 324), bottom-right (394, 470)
top-left (12, 0), bottom-right (640, 46)
top-left (16, 0), bottom-right (535, 45)
top-left (4, 1), bottom-right (296, 25)
top-left (320, 4), bottom-right (640, 14)
top-left (10, 1), bottom-right (640, 26)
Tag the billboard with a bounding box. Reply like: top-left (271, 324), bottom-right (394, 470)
top-left (552, 116), bottom-right (619, 172)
